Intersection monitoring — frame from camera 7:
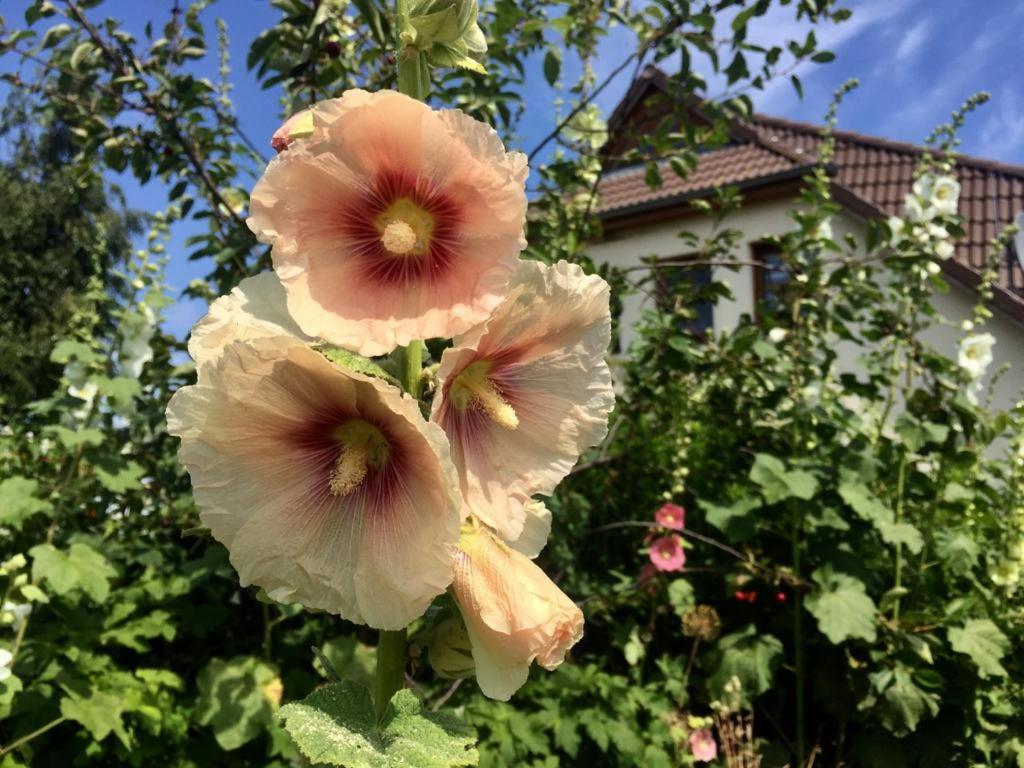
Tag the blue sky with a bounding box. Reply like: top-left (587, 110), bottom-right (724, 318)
top-left (4, 0), bottom-right (1023, 340)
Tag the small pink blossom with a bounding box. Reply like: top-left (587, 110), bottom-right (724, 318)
top-left (655, 502), bottom-right (685, 530)
top-left (689, 728), bottom-right (718, 762)
top-left (649, 536), bottom-right (685, 572)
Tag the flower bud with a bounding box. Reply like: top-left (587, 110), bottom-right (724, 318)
top-left (428, 615), bottom-right (476, 680)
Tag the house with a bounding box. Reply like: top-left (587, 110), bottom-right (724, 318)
top-left (588, 66), bottom-right (1024, 412)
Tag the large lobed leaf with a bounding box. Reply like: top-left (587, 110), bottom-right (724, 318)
top-left (279, 681), bottom-right (478, 768)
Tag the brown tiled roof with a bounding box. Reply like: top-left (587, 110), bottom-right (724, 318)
top-left (597, 67), bottom-right (1024, 307)
top-left (599, 143), bottom-right (793, 212)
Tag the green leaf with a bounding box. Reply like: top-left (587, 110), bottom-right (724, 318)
top-left (95, 375), bottom-right (141, 410)
top-left (101, 609), bottom-right (176, 651)
top-left (69, 41), bottom-right (95, 70)
top-left (45, 425), bottom-right (104, 449)
top-left (666, 578), bottom-right (695, 617)
top-left (0, 476), bottom-right (52, 530)
top-left (838, 481), bottom-right (923, 554)
top-left (61, 688), bottom-right (130, 747)
top-left (705, 625), bottom-right (782, 704)
top-left (749, 454), bottom-right (818, 504)
top-left (279, 681), bottom-right (478, 767)
top-left (314, 635), bottom-right (375, 687)
top-left (805, 567), bottom-right (877, 644)
top-left (894, 414), bottom-right (948, 452)
top-left (863, 665), bottom-right (940, 736)
top-left (623, 627), bottom-right (645, 666)
top-left (948, 619), bottom-right (1009, 678)
top-left (700, 496), bottom-right (761, 541)
top-left (196, 656), bottom-right (279, 750)
top-left (320, 347), bottom-right (399, 386)
top-left (50, 339), bottom-right (100, 364)
top-left (935, 531), bottom-right (979, 575)
top-left (30, 542), bottom-right (116, 603)
top-left (93, 457), bottom-right (145, 493)
top-left (543, 47), bottom-right (562, 86)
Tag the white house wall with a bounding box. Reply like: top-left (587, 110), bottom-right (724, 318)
top-left (588, 197), bottom-right (1024, 415)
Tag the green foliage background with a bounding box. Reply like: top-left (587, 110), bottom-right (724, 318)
top-left (1, 1), bottom-right (1022, 766)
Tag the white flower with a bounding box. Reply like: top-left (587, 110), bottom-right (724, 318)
top-left (768, 328), bottom-right (788, 343)
top-left (810, 219), bottom-right (833, 242)
top-left (916, 174), bottom-right (960, 216)
top-left (926, 261), bottom-right (942, 275)
top-left (887, 216), bottom-right (905, 245)
top-left (0, 602), bottom-right (30, 630)
top-left (961, 319), bottom-right (974, 332)
top-left (934, 240), bottom-right (955, 260)
top-left (904, 194), bottom-right (933, 222)
top-left (958, 333), bottom-right (995, 380)
top-left (0, 648), bottom-right (12, 682)
top-left (989, 559), bottom-right (1021, 590)
top-left (119, 304), bottom-right (156, 379)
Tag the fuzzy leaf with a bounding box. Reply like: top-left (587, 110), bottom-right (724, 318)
top-left (93, 457), bottom-right (145, 493)
top-left (749, 454), bottom-right (818, 504)
top-left (838, 481), bottom-right (923, 554)
top-left (61, 688), bottom-right (129, 747)
top-left (0, 476), bottom-right (52, 530)
top-left (196, 656), bottom-right (278, 750)
top-left (700, 496), bottom-right (761, 541)
top-left (948, 619), bottom-right (1009, 678)
top-left (279, 681), bottom-right (478, 767)
top-left (805, 568), bottom-right (877, 643)
top-left (705, 625), bottom-right (782, 704)
top-left (30, 542), bottom-right (116, 603)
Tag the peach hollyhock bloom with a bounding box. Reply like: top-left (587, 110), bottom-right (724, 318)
top-left (649, 535), bottom-right (685, 572)
top-left (430, 260), bottom-right (614, 541)
top-left (187, 272), bottom-right (313, 370)
top-left (506, 499), bottom-right (552, 559)
top-left (248, 89), bottom-right (528, 356)
top-left (655, 502), bottom-right (685, 530)
top-left (270, 108), bottom-right (315, 153)
top-left (451, 524), bottom-right (583, 701)
top-left (166, 335), bottom-right (461, 630)
top-left (689, 728), bottom-right (718, 762)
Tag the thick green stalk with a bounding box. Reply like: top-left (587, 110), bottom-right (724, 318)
top-left (400, 339), bottom-right (424, 398)
top-left (374, 629), bottom-right (407, 721)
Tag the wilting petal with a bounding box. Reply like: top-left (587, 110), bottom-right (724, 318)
top-left (248, 89), bottom-right (528, 356)
top-left (451, 525), bottom-right (583, 701)
top-left (187, 272), bottom-right (314, 369)
top-left (431, 260), bottom-right (614, 541)
top-left (167, 336), bottom-right (461, 630)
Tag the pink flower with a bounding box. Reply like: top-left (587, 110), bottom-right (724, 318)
top-left (689, 728), bottom-right (718, 762)
top-left (655, 502), bottom-right (685, 530)
top-left (451, 525), bottom-right (584, 701)
top-left (649, 536), bottom-right (685, 572)
top-left (430, 260), bottom-right (614, 542)
top-left (166, 336), bottom-right (462, 629)
top-left (248, 89), bottom-right (528, 356)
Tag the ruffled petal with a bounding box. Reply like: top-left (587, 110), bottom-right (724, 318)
top-left (167, 336), bottom-right (461, 629)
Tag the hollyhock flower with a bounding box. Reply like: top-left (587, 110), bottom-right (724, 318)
top-left (430, 260), bottom-right (614, 541)
top-left (649, 536), bottom-right (685, 572)
top-left (958, 332), bottom-right (995, 380)
top-left (166, 335), bottom-right (461, 629)
top-left (187, 272), bottom-right (313, 370)
top-left (1, 602), bottom-right (31, 631)
top-left (914, 174), bottom-right (960, 216)
top-left (655, 502), bottom-right (685, 530)
top-left (506, 499), bottom-right (552, 559)
top-left (451, 525), bottom-right (583, 701)
top-left (248, 89), bottom-right (528, 356)
top-left (689, 728), bottom-right (718, 762)
top-left (0, 648), bottom-right (12, 682)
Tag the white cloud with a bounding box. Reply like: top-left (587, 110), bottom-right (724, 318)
top-left (895, 19), bottom-right (930, 62)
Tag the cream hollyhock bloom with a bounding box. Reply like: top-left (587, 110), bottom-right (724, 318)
top-left (187, 272), bottom-right (313, 370)
top-left (451, 525), bottom-right (583, 701)
top-left (248, 89), bottom-right (528, 356)
top-left (958, 332), bottom-right (995, 380)
top-left (914, 174), bottom-right (960, 216)
top-left (430, 260), bottom-right (614, 541)
top-left (166, 336), bottom-right (461, 629)
top-left (0, 648), bottom-right (12, 682)
top-left (506, 500), bottom-right (552, 559)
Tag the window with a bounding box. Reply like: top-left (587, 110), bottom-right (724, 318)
top-left (654, 256), bottom-right (714, 337)
top-left (752, 241), bottom-right (790, 322)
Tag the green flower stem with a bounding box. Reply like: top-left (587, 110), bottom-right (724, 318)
top-left (400, 339), bottom-right (424, 398)
top-left (374, 628), bottom-right (408, 722)
top-left (0, 716), bottom-right (67, 758)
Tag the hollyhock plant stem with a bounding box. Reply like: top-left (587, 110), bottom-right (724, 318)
top-left (374, 628), bottom-right (408, 721)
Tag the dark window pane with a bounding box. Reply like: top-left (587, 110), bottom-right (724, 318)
top-left (655, 259), bottom-right (713, 336)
